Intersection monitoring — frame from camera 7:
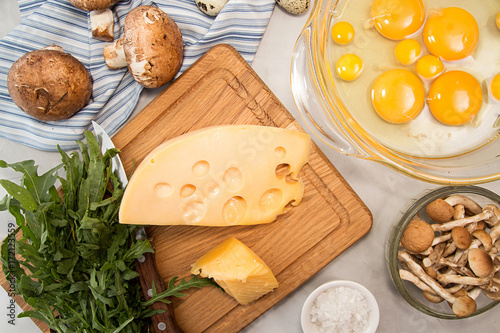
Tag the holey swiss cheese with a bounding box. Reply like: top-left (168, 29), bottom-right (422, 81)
top-left (119, 125), bottom-right (311, 226)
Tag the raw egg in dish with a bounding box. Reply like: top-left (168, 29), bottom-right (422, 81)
top-left (395, 39), bottom-right (421, 65)
top-left (332, 21), bottom-right (355, 45)
top-left (336, 54), bottom-right (363, 81)
top-left (427, 70), bottom-right (483, 126)
top-left (490, 74), bottom-right (500, 101)
top-left (423, 7), bottom-right (479, 61)
top-left (371, 69), bottom-right (425, 124)
top-left (416, 55), bottom-right (444, 79)
top-left (370, 0), bottom-right (425, 40)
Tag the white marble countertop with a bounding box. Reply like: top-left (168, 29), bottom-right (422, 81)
top-left (1, 1), bottom-right (499, 332)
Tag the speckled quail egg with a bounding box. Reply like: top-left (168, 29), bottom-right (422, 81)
top-left (276, 0), bottom-right (309, 14)
top-left (195, 0), bottom-right (229, 16)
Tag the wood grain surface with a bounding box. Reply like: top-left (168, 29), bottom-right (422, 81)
top-left (0, 44), bottom-right (372, 332)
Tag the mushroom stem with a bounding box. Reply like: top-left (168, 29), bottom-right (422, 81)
top-left (468, 287), bottom-right (483, 300)
top-left (398, 250), bottom-right (456, 303)
top-left (437, 274), bottom-right (490, 286)
top-left (444, 195), bottom-right (482, 215)
top-left (436, 257), bottom-right (475, 277)
top-left (432, 233), bottom-right (451, 247)
top-left (103, 38), bottom-right (127, 69)
top-left (423, 242), bottom-right (446, 267)
top-left (399, 269), bottom-right (436, 294)
top-left (90, 9), bottom-right (114, 42)
top-left (432, 210), bottom-right (494, 232)
top-left (453, 204), bottom-right (465, 220)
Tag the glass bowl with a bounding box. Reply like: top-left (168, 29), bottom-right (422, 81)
top-left (291, 0), bottom-right (500, 184)
top-left (386, 186), bottom-right (500, 319)
top-left (301, 280), bottom-right (379, 332)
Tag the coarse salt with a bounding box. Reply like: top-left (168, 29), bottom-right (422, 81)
top-left (309, 286), bottom-right (370, 333)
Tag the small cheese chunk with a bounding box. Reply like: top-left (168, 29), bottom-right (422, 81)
top-left (119, 125), bottom-right (311, 226)
top-left (191, 237), bottom-right (279, 305)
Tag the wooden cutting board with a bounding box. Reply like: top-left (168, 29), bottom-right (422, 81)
top-left (0, 44), bottom-right (372, 332)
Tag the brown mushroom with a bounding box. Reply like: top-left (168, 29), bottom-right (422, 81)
top-left (401, 219), bottom-right (435, 253)
top-left (483, 204), bottom-right (500, 226)
top-left (7, 47), bottom-right (92, 121)
top-left (468, 248), bottom-right (494, 278)
top-left (69, 0), bottom-right (120, 41)
top-left (426, 198), bottom-right (454, 222)
top-left (451, 226), bottom-right (472, 250)
top-left (120, 5), bottom-right (184, 88)
top-left (452, 295), bottom-right (477, 318)
top-left (444, 195), bottom-right (483, 215)
top-left (471, 229), bottom-right (493, 251)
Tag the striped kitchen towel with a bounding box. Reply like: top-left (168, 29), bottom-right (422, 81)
top-left (0, 0), bottom-right (276, 151)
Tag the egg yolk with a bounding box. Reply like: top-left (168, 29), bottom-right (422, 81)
top-left (370, 0), bottom-right (425, 40)
top-left (427, 70), bottom-right (483, 126)
top-left (331, 21), bottom-right (355, 45)
top-left (496, 13), bottom-right (500, 30)
top-left (416, 55), bottom-right (444, 79)
top-left (371, 69), bottom-right (425, 123)
top-left (423, 7), bottom-right (479, 61)
top-left (336, 54), bottom-right (363, 81)
top-left (490, 74), bottom-right (500, 101)
top-left (395, 39), bottom-right (421, 65)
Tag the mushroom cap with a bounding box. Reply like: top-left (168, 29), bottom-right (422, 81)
top-left (451, 226), bottom-right (472, 250)
top-left (401, 219), bottom-right (435, 253)
top-left (123, 5), bottom-right (184, 88)
top-left (7, 48), bottom-right (92, 121)
top-left (471, 229), bottom-right (493, 252)
top-left (483, 204), bottom-right (500, 226)
top-left (69, 0), bottom-right (120, 11)
top-left (426, 198), bottom-right (454, 223)
top-left (468, 248), bottom-right (494, 278)
top-left (452, 295), bottom-right (477, 317)
top-left (422, 291), bottom-right (444, 303)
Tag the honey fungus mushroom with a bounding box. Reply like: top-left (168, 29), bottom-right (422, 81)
top-left (69, 0), bottom-right (120, 41)
top-left (103, 5), bottom-right (184, 88)
top-left (7, 46), bottom-right (92, 121)
top-left (426, 198), bottom-right (454, 223)
top-left (401, 219), bottom-right (435, 253)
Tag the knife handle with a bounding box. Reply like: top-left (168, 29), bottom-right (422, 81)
top-left (136, 248), bottom-right (183, 333)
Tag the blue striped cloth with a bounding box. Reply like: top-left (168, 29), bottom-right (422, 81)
top-left (0, 0), bottom-right (276, 151)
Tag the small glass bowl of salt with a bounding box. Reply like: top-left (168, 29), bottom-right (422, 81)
top-left (301, 280), bottom-right (379, 333)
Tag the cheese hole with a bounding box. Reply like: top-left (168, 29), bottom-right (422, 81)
top-left (180, 184), bottom-right (196, 198)
top-left (192, 160), bottom-right (210, 177)
top-left (259, 188), bottom-right (283, 212)
top-left (274, 146), bottom-right (286, 159)
top-left (154, 182), bottom-right (173, 197)
top-left (204, 182), bottom-right (220, 197)
top-left (275, 163), bottom-right (291, 179)
top-left (286, 174), bottom-right (298, 184)
top-left (283, 200), bottom-right (297, 213)
top-left (223, 167), bottom-right (243, 192)
top-left (222, 196), bottom-right (247, 225)
top-left (183, 200), bottom-right (206, 224)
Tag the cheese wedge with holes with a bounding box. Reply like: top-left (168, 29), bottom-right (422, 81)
top-left (119, 125), bottom-right (310, 226)
top-left (190, 237), bottom-right (279, 305)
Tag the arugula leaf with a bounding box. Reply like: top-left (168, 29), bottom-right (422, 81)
top-left (0, 131), bottom-right (216, 332)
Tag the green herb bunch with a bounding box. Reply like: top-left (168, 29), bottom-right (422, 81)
top-left (0, 131), bottom-right (214, 332)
